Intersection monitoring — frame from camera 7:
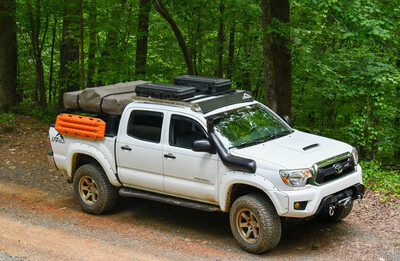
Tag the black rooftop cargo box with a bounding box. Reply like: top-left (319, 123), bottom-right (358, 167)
top-left (173, 75), bottom-right (231, 93)
top-left (136, 83), bottom-right (195, 101)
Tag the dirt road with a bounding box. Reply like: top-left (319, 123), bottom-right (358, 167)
top-left (0, 116), bottom-right (399, 260)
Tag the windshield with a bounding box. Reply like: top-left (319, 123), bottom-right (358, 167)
top-left (213, 104), bottom-right (292, 149)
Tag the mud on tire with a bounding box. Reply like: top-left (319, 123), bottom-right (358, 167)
top-left (230, 193), bottom-right (281, 254)
top-left (73, 163), bottom-right (118, 214)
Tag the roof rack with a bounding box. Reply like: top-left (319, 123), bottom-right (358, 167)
top-left (133, 90), bottom-right (254, 114)
top-left (132, 96), bottom-right (202, 112)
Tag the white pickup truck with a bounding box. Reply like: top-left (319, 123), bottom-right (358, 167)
top-left (47, 78), bottom-right (364, 254)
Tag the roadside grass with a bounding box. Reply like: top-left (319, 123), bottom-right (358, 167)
top-left (361, 161), bottom-right (400, 202)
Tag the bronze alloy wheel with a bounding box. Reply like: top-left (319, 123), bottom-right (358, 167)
top-left (236, 208), bottom-right (260, 243)
top-left (230, 193), bottom-right (281, 254)
top-left (78, 175), bottom-right (99, 205)
top-left (73, 163), bottom-right (118, 214)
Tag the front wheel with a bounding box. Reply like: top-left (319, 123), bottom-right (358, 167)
top-left (73, 163), bottom-right (118, 214)
top-left (230, 194), bottom-right (281, 254)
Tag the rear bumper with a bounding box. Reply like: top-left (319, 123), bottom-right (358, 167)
top-left (47, 152), bottom-right (59, 170)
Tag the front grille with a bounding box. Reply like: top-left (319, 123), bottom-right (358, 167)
top-left (313, 153), bottom-right (355, 185)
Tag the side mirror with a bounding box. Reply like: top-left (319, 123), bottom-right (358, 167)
top-left (192, 139), bottom-right (212, 153)
top-left (282, 115), bottom-right (291, 126)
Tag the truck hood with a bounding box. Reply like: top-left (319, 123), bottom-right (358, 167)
top-left (230, 130), bottom-right (353, 170)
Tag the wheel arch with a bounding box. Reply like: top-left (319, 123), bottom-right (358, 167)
top-left (66, 143), bottom-right (121, 187)
top-left (219, 172), bottom-right (289, 215)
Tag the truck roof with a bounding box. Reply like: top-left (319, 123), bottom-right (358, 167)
top-left (132, 89), bottom-right (254, 114)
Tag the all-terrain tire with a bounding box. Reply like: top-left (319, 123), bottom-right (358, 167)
top-left (230, 193), bottom-right (281, 254)
top-left (73, 163), bottom-right (118, 214)
top-left (323, 201), bottom-right (353, 223)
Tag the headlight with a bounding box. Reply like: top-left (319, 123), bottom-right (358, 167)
top-left (279, 169), bottom-right (313, 187)
top-left (352, 147), bottom-right (359, 166)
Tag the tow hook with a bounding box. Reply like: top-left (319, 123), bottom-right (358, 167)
top-left (328, 205), bottom-right (335, 216)
top-left (338, 196), bottom-right (352, 208)
top-left (357, 194), bottom-right (363, 203)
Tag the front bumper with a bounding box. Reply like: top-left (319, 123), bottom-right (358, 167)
top-left (47, 152), bottom-right (59, 170)
top-left (272, 166), bottom-right (363, 218)
top-left (312, 183), bottom-right (364, 218)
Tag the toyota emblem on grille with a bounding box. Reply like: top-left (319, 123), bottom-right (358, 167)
top-left (333, 163), bottom-right (343, 174)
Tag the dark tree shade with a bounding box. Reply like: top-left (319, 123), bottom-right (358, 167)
top-left (135, 0), bottom-right (151, 77)
top-left (271, 0), bottom-right (291, 118)
top-left (217, 0), bottom-right (225, 78)
top-left (87, 0), bottom-right (97, 87)
top-left (152, 0), bottom-right (194, 75)
top-left (262, 0), bottom-right (291, 117)
top-left (28, 0), bottom-right (47, 109)
top-left (59, 0), bottom-right (79, 108)
top-left (0, 0), bottom-right (17, 112)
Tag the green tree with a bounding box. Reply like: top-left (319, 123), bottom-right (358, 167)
top-left (0, 0), bottom-right (17, 112)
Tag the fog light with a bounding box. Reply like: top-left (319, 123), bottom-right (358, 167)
top-left (294, 201), bottom-right (307, 210)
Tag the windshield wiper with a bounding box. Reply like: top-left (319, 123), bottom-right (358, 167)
top-left (229, 130), bottom-right (293, 149)
top-left (229, 139), bottom-right (266, 149)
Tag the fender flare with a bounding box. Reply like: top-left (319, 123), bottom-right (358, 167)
top-left (219, 171), bottom-right (289, 215)
top-left (66, 143), bottom-right (121, 187)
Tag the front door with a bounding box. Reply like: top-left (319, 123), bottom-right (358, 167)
top-left (163, 114), bottom-right (219, 203)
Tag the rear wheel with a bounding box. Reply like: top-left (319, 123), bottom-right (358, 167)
top-left (73, 163), bottom-right (118, 214)
top-left (230, 194), bottom-right (281, 254)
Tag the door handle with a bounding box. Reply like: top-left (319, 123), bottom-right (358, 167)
top-left (121, 145), bottom-right (132, 151)
top-left (164, 153), bottom-right (176, 159)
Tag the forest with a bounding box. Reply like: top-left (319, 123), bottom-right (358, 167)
top-left (0, 0), bottom-right (399, 195)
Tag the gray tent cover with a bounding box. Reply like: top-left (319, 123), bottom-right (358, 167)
top-left (63, 80), bottom-right (149, 115)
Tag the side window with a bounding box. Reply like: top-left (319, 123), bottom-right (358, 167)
top-left (170, 115), bottom-right (207, 149)
top-left (127, 110), bottom-right (163, 143)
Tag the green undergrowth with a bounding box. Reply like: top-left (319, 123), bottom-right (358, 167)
top-left (361, 161), bottom-right (400, 201)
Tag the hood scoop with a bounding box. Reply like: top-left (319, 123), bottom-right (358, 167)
top-left (303, 143), bottom-right (320, 151)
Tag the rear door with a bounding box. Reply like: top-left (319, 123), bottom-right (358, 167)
top-left (163, 113), bottom-right (219, 203)
top-left (117, 109), bottom-right (165, 191)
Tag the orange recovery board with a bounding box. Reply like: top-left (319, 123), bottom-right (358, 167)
top-left (55, 114), bottom-right (106, 140)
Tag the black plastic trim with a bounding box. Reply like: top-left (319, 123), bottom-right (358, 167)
top-left (210, 132), bottom-right (256, 173)
top-left (303, 143), bottom-right (320, 151)
top-left (312, 183), bottom-right (365, 218)
top-left (119, 188), bottom-right (221, 212)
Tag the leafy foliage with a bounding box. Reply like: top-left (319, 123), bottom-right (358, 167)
top-left (361, 161), bottom-right (400, 201)
top-left (291, 0), bottom-right (400, 164)
top-left (2, 0), bottom-right (400, 170)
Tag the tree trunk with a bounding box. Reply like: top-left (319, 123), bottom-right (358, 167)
top-left (261, 0), bottom-right (277, 112)
top-left (152, 0), bottom-right (194, 75)
top-left (0, 0), bottom-right (17, 112)
top-left (135, 0), bottom-right (151, 77)
top-left (239, 20), bottom-right (251, 91)
top-left (261, 0), bottom-right (291, 117)
top-left (217, 0), bottom-right (225, 78)
top-left (394, 59), bottom-right (400, 161)
top-left (87, 0), bottom-right (96, 87)
top-left (78, 0), bottom-right (84, 90)
top-left (29, 0), bottom-right (47, 109)
top-left (48, 17), bottom-right (57, 106)
top-left (97, 2), bottom-right (122, 86)
top-left (59, 0), bottom-right (80, 108)
top-left (227, 21), bottom-right (235, 79)
top-left (271, 0), bottom-right (291, 117)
